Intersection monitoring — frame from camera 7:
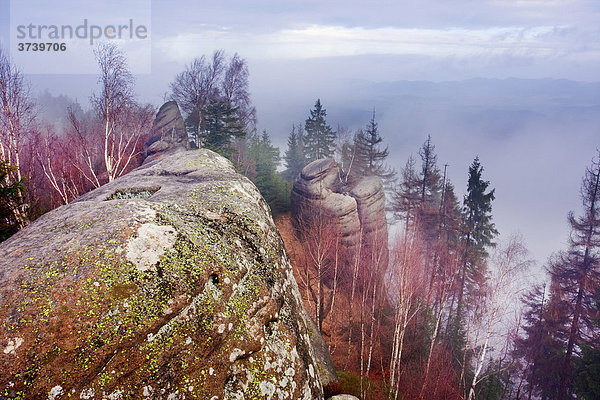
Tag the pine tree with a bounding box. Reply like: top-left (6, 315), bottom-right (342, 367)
top-left (514, 284), bottom-right (565, 399)
top-left (462, 157), bottom-right (498, 257)
top-left (185, 108), bottom-right (201, 148)
top-left (416, 135), bottom-right (444, 243)
top-left (247, 131), bottom-right (290, 215)
top-left (391, 156), bottom-right (421, 227)
top-left (418, 135), bottom-right (442, 207)
top-left (550, 151), bottom-right (600, 400)
top-left (199, 98), bottom-right (246, 158)
top-left (452, 157), bottom-right (498, 333)
top-left (350, 111), bottom-right (395, 182)
top-left (439, 180), bottom-right (462, 247)
top-left (283, 125), bottom-right (306, 181)
top-left (304, 99), bottom-right (336, 162)
top-left (574, 296), bottom-right (600, 400)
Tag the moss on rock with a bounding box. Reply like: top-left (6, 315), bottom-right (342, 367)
top-left (0, 149), bottom-right (324, 400)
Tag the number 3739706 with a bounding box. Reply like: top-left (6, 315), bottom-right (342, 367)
top-left (17, 42), bottom-right (67, 51)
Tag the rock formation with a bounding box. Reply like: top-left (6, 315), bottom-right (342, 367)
top-left (145, 100), bottom-right (189, 158)
top-left (0, 149), bottom-right (327, 399)
top-left (291, 158), bottom-right (388, 267)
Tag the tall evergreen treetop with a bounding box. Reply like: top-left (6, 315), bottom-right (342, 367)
top-left (304, 99), bottom-right (336, 162)
top-left (283, 125), bottom-right (306, 181)
top-left (419, 135), bottom-right (442, 207)
top-left (352, 111), bottom-right (395, 181)
top-left (452, 156), bottom-right (498, 331)
top-left (247, 131), bottom-right (290, 215)
top-left (392, 156), bottom-right (420, 225)
top-left (199, 98), bottom-right (245, 158)
top-left (463, 156), bottom-right (498, 257)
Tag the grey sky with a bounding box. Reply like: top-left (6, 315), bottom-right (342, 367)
top-left (1, 0), bottom-right (599, 269)
top-left (149, 0), bottom-right (600, 80)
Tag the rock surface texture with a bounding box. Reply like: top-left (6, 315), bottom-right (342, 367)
top-left (145, 101), bottom-right (189, 158)
top-left (0, 149), bottom-right (325, 399)
top-left (291, 158), bottom-right (388, 264)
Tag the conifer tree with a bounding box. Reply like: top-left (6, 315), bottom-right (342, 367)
top-left (416, 135), bottom-right (444, 242)
top-left (462, 157), bottom-right (498, 257)
top-left (550, 151), bottom-right (600, 400)
top-left (247, 131), bottom-right (290, 215)
top-left (283, 125), bottom-right (306, 181)
top-left (392, 136), bottom-right (443, 228)
top-left (439, 180), bottom-right (462, 246)
top-left (304, 99), bottom-right (336, 162)
top-left (418, 135), bottom-right (442, 207)
top-left (391, 156), bottom-right (421, 227)
top-left (452, 157), bottom-right (498, 333)
top-left (574, 296), bottom-right (600, 399)
top-left (514, 284), bottom-right (565, 399)
top-left (199, 98), bottom-right (245, 158)
top-left (350, 111), bottom-right (395, 182)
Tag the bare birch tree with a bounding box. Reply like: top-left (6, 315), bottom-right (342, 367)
top-left (89, 43), bottom-right (153, 183)
top-left (170, 51), bottom-right (256, 147)
top-left (388, 230), bottom-right (426, 399)
top-left (466, 234), bottom-right (531, 400)
top-left (0, 48), bottom-right (34, 228)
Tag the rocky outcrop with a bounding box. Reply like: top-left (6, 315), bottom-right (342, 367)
top-left (291, 158), bottom-right (388, 265)
top-left (145, 100), bottom-right (189, 158)
top-left (0, 149), bottom-right (326, 399)
top-left (304, 315), bottom-right (338, 388)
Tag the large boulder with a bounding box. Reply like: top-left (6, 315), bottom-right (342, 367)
top-left (145, 100), bottom-right (189, 158)
top-left (0, 149), bottom-right (325, 399)
top-left (291, 159), bottom-right (388, 266)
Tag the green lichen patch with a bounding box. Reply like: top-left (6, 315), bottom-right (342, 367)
top-left (0, 149), bottom-right (324, 400)
top-left (107, 186), bottom-right (160, 200)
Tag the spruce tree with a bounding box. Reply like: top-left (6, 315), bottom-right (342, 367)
top-left (283, 125), bottom-right (306, 181)
top-left (416, 135), bottom-right (444, 243)
top-left (514, 284), bottom-right (565, 399)
top-left (418, 135), bottom-right (442, 207)
top-left (550, 151), bottom-right (600, 400)
top-left (453, 157), bottom-right (498, 333)
top-left (462, 157), bottom-right (498, 257)
top-left (574, 296), bottom-right (600, 399)
top-left (574, 344), bottom-right (600, 400)
top-left (304, 99), bottom-right (336, 162)
top-left (199, 98), bottom-right (245, 158)
top-left (351, 111), bottom-right (395, 182)
top-left (247, 131), bottom-right (290, 215)
top-left (391, 156), bottom-right (421, 227)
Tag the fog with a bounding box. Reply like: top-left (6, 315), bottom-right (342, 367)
top-left (31, 68), bottom-right (599, 273)
top-left (250, 73), bottom-right (600, 271)
top-left (4, 0), bottom-right (600, 272)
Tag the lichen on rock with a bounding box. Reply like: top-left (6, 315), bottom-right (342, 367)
top-left (125, 222), bottom-right (177, 272)
top-left (0, 149), bottom-right (324, 399)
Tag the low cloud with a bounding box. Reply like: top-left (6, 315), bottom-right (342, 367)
top-left (156, 23), bottom-right (598, 75)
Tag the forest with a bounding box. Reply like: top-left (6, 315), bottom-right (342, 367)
top-left (1, 45), bottom-right (599, 400)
